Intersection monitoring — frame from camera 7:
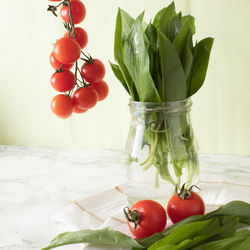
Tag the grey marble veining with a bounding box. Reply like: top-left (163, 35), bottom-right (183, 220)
top-left (0, 145), bottom-right (250, 250)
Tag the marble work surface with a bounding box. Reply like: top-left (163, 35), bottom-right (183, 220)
top-left (0, 145), bottom-right (250, 250)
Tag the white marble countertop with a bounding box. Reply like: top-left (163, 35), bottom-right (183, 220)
top-left (1, 145), bottom-right (250, 250)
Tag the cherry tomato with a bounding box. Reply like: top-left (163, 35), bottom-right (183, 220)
top-left (167, 187), bottom-right (205, 224)
top-left (73, 87), bottom-right (98, 109)
top-left (125, 200), bottom-right (167, 239)
top-left (60, 0), bottom-right (86, 25)
top-left (53, 37), bottom-right (81, 64)
top-left (74, 106), bottom-right (88, 114)
top-left (65, 27), bottom-right (88, 49)
top-left (50, 52), bottom-right (74, 71)
top-left (81, 59), bottom-right (105, 83)
top-left (51, 94), bottom-right (75, 119)
top-left (50, 70), bottom-right (75, 92)
top-left (90, 80), bottom-right (109, 101)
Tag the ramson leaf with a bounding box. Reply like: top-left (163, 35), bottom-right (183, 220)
top-left (114, 8), bottom-right (139, 100)
top-left (193, 229), bottom-right (250, 250)
top-left (123, 15), bottom-right (161, 102)
top-left (153, 2), bottom-right (177, 34)
top-left (41, 227), bottom-right (144, 250)
top-left (109, 62), bottom-right (129, 94)
top-left (148, 218), bottom-right (222, 250)
top-left (188, 37), bottom-right (214, 96)
top-left (158, 30), bottom-right (187, 101)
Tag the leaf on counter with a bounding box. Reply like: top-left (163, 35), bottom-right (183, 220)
top-left (41, 227), bottom-right (144, 250)
top-left (157, 30), bottom-right (187, 102)
top-left (203, 200), bottom-right (250, 225)
top-left (109, 62), bottom-right (130, 94)
top-left (230, 235), bottom-right (250, 250)
top-left (188, 37), bottom-right (214, 97)
top-left (148, 218), bottom-right (222, 250)
top-left (114, 8), bottom-right (139, 100)
top-left (123, 15), bottom-right (161, 102)
top-left (192, 229), bottom-right (250, 250)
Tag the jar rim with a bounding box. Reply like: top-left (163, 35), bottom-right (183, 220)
top-left (129, 97), bottom-right (192, 113)
top-left (129, 97), bottom-right (192, 105)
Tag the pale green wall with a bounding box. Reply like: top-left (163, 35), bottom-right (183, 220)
top-left (0, 0), bottom-right (249, 155)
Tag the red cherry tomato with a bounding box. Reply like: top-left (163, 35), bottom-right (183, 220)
top-left (167, 190), bottom-right (205, 224)
top-left (51, 94), bottom-right (75, 119)
top-left (53, 37), bottom-right (81, 64)
top-left (50, 70), bottom-right (75, 92)
top-left (74, 106), bottom-right (88, 114)
top-left (50, 52), bottom-right (74, 70)
top-left (73, 87), bottom-right (98, 109)
top-left (65, 27), bottom-right (88, 49)
top-left (81, 59), bottom-right (105, 83)
top-left (125, 200), bottom-right (167, 239)
top-left (60, 0), bottom-right (86, 25)
top-left (90, 80), bottom-right (109, 101)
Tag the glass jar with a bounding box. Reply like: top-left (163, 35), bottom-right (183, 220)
top-left (124, 98), bottom-right (199, 206)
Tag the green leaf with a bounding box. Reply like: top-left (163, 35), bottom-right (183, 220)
top-left (123, 15), bottom-right (161, 102)
top-left (210, 216), bottom-right (239, 241)
top-left (41, 227), bottom-right (144, 250)
top-left (203, 200), bottom-right (250, 225)
top-left (114, 8), bottom-right (139, 100)
top-left (181, 31), bottom-right (194, 79)
top-left (109, 62), bottom-right (129, 94)
top-left (145, 23), bottom-right (163, 98)
top-left (157, 30), bottom-right (187, 101)
top-left (182, 15), bottom-right (195, 35)
top-left (148, 218), bottom-right (221, 250)
top-left (173, 18), bottom-right (194, 58)
top-left (230, 235), bottom-right (250, 250)
top-left (153, 2), bottom-right (176, 31)
top-left (165, 15), bottom-right (182, 42)
top-left (188, 37), bottom-right (214, 96)
top-left (193, 229), bottom-right (250, 250)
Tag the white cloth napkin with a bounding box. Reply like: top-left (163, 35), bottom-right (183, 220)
top-left (52, 179), bottom-right (250, 250)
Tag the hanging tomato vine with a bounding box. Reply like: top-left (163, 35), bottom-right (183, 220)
top-left (47, 0), bottom-right (109, 118)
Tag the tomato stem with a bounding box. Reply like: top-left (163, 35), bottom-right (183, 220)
top-left (176, 183), bottom-right (201, 200)
top-left (123, 207), bottom-right (141, 232)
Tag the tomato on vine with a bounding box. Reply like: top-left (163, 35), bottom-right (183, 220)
top-left (167, 184), bottom-right (205, 224)
top-left (74, 106), bottom-right (88, 114)
top-left (50, 70), bottom-right (75, 92)
top-left (60, 0), bottom-right (86, 25)
top-left (90, 80), bottom-right (109, 101)
top-left (73, 87), bottom-right (98, 109)
top-left (65, 27), bottom-right (88, 49)
top-left (54, 37), bottom-right (81, 64)
top-left (50, 52), bottom-right (74, 70)
top-left (51, 94), bottom-right (75, 119)
top-left (124, 200), bottom-right (167, 239)
top-left (81, 59), bottom-right (106, 83)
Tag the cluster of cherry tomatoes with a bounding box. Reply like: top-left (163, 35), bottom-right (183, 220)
top-left (48, 0), bottom-right (109, 119)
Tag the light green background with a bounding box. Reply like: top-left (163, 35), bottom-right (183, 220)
top-left (0, 0), bottom-right (249, 155)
